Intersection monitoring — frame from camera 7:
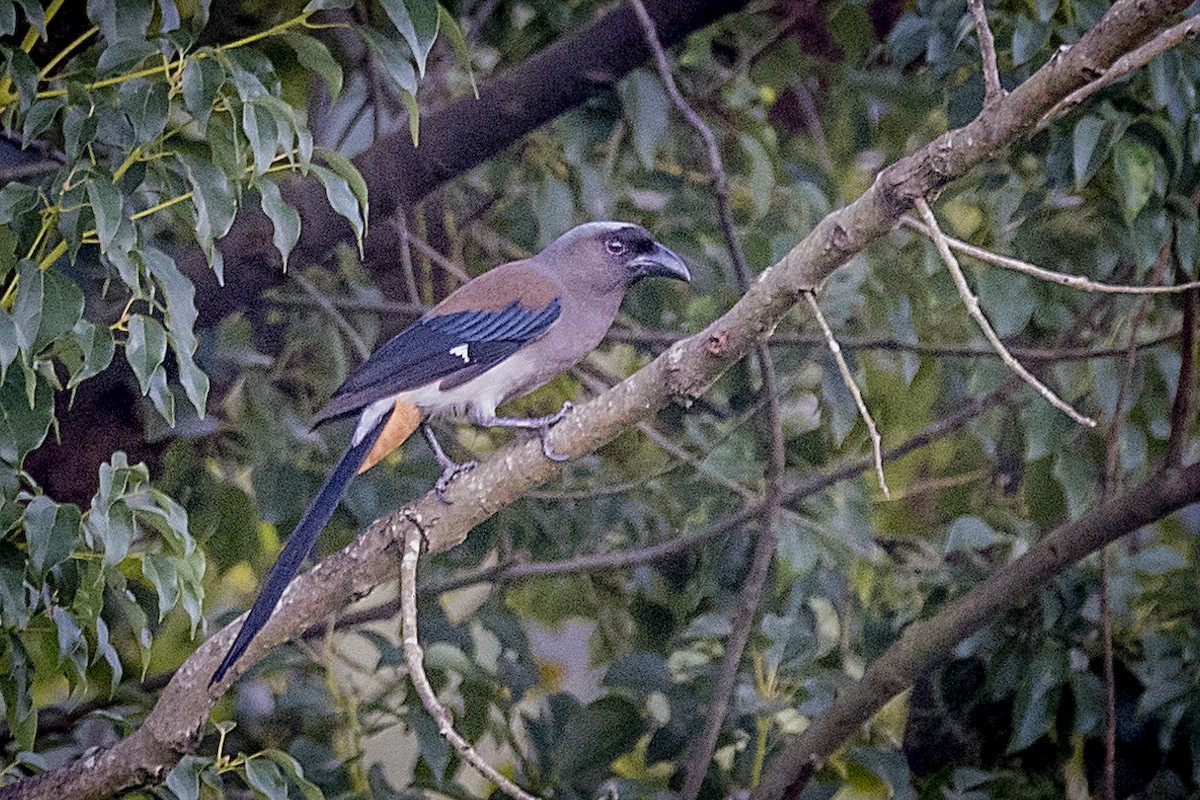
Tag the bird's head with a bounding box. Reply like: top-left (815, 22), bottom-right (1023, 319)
top-left (541, 221), bottom-right (690, 292)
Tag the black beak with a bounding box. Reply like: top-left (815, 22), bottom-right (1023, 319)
top-left (631, 242), bottom-right (691, 282)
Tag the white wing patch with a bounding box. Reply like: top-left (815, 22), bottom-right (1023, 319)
top-left (449, 344), bottom-right (470, 363)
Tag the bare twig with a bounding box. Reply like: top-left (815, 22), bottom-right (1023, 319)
top-left (916, 199), bottom-right (1097, 427)
top-left (401, 227), bottom-right (472, 284)
top-left (805, 291), bottom-right (890, 498)
top-left (608, 325), bottom-right (1182, 361)
top-left (292, 272), bottom-right (371, 360)
top-left (1042, 13), bottom-right (1200, 124)
top-left (399, 525), bottom-right (540, 800)
top-left (901, 216), bottom-right (1200, 294)
top-left (967, 0), bottom-right (1005, 104)
top-left (394, 212), bottom-right (423, 306)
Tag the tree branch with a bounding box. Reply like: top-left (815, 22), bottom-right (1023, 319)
top-left (5, 0), bottom-right (1190, 796)
top-left (752, 459), bottom-right (1200, 800)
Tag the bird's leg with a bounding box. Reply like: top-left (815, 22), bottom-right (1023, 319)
top-left (421, 424), bottom-right (477, 504)
top-left (478, 401), bottom-right (574, 462)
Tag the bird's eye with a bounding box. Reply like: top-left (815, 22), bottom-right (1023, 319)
top-left (605, 239), bottom-right (627, 256)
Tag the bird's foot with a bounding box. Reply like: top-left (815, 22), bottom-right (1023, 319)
top-left (434, 459), bottom-right (477, 504)
top-left (538, 401), bottom-right (574, 462)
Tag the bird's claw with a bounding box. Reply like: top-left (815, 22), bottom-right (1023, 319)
top-left (434, 459), bottom-right (477, 504)
top-left (539, 401), bottom-right (574, 462)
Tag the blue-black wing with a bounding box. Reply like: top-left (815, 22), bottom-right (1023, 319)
top-left (313, 299), bottom-right (560, 424)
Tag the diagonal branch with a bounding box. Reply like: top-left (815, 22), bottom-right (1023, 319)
top-left (752, 459), bottom-right (1200, 800)
top-left (6, 0), bottom-right (1190, 796)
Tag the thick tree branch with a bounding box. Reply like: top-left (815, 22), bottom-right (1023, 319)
top-left (5, 0), bottom-right (1190, 796)
top-left (752, 460), bottom-right (1200, 800)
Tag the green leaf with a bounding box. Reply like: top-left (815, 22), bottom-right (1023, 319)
top-left (535, 177), bottom-right (572, 248)
top-left (400, 89), bottom-right (420, 145)
top-left (125, 314), bottom-right (168, 395)
top-left (5, 47), bottom-right (36, 108)
top-left (621, 71), bottom-right (668, 170)
top-left (554, 696), bottom-right (646, 785)
top-left (34, 268), bottom-right (84, 353)
top-left (0, 632), bottom-right (35, 749)
top-left (22, 96), bottom-right (63, 143)
top-left (0, 365), bottom-right (51, 465)
top-left (1011, 16), bottom-right (1049, 66)
top-left (379, 0), bottom-right (439, 77)
top-left (0, 310), bottom-right (17, 375)
top-left (244, 756), bottom-right (288, 800)
top-left (317, 147), bottom-right (368, 235)
top-left (11, 259), bottom-right (41, 357)
top-left (361, 26), bottom-right (418, 95)
top-left (141, 553), bottom-right (178, 620)
top-left (1129, 545), bottom-right (1186, 575)
top-left (66, 319), bottom-right (115, 389)
top-left (166, 755), bottom-right (212, 800)
top-left (263, 750), bottom-right (325, 800)
top-left (258, 179), bottom-right (301, 270)
top-left (94, 616), bottom-right (122, 692)
top-left (437, 6), bottom-right (476, 97)
top-left (86, 173), bottom-right (123, 252)
top-left (311, 164), bottom-right (364, 255)
top-left (146, 364), bottom-right (175, 425)
top-left (243, 99), bottom-right (279, 176)
top-left (52, 605), bottom-right (85, 668)
top-left (0, 2), bottom-right (14, 37)
top-left (12, 0), bottom-right (44, 38)
top-left (0, 182), bottom-right (37, 224)
top-left (740, 133), bottom-right (775, 217)
top-left (181, 54), bottom-right (222, 133)
top-left (1072, 115), bottom-right (1103, 190)
top-left (1113, 137), bottom-right (1158, 224)
top-left (97, 38), bottom-right (158, 74)
top-left (25, 495), bottom-right (80, 579)
top-left (975, 267), bottom-right (1032, 337)
top-left (945, 516), bottom-right (1001, 553)
top-left (282, 31), bottom-right (343, 99)
top-left (119, 78), bottom-right (169, 143)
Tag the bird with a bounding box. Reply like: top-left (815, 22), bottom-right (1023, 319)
top-left (211, 221), bottom-right (690, 684)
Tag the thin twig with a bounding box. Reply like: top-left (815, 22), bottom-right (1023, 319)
top-left (399, 525), bottom-right (541, 800)
top-left (967, 0), bottom-right (1005, 104)
top-left (292, 272), bottom-right (371, 360)
top-left (608, 325), bottom-right (1182, 361)
top-left (916, 198), bottom-right (1097, 427)
top-left (1041, 14), bottom-right (1200, 124)
top-left (394, 212), bottom-right (423, 306)
top-left (805, 291), bottom-right (891, 498)
top-left (401, 226), bottom-right (472, 284)
top-left (901, 216), bottom-right (1200, 294)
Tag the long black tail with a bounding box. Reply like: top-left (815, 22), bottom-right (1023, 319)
top-left (211, 419), bottom-right (384, 685)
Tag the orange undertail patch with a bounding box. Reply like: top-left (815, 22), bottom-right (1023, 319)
top-left (359, 398), bottom-right (421, 474)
